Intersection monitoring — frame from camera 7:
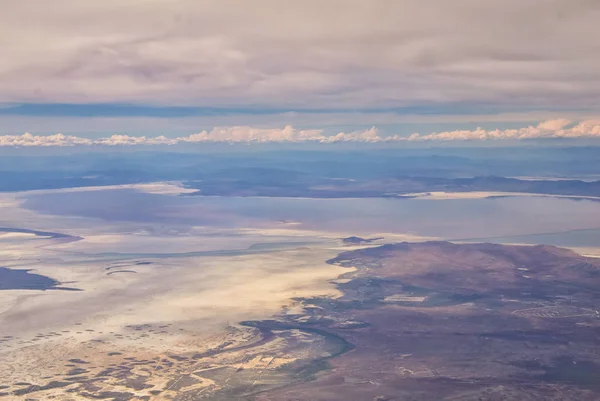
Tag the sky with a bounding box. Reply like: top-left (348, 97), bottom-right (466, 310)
top-left (1, 0), bottom-right (600, 145)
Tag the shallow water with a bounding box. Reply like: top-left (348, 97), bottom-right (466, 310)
top-left (21, 189), bottom-right (600, 248)
top-left (0, 267), bottom-right (60, 291)
top-left (458, 228), bottom-right (600, 248)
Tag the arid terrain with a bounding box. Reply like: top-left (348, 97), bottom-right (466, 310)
top-left (2, 240), bottom-right (600, 400)
top-left (258, 242), bottom-right (600, 401)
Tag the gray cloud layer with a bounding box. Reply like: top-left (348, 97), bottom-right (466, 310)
top-left (1, 0), bottom-right (600, 111)
top-left (2, 119), bottom-right (600, 146)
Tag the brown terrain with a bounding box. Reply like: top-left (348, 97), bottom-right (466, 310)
top-left (257, 242), bottom-right (600, 401)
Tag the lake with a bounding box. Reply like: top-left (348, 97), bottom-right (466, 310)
top-left (19, 188), bottom-right (600, 248)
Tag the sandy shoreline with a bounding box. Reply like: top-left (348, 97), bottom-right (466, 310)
top-left (399, 191), bottom-right (600, 200)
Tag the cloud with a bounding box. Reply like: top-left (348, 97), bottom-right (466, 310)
top-left (2, 120), bottom-right (600, 146)
top-left (179, 125), bottom-right (325, 143)
top-left (0, 0), bottom-right (599, 114)
top-left (407, 119), bottom-right (600, 141)
top-left (536, 118), bottom-right (571, 131)
top-left (0, 133), bottom-right (92, 147)
top-left (321, 127), bottom-right (381, 143)
top-left (178, 126), bottom-right (383, 143)
top-left (0, 126), bottom-right (383, 146)
top-left (95, 134), bottom-right (177, 146)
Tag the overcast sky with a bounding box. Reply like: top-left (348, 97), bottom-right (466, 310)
top-left (1, 0), bottom-right (599, 142)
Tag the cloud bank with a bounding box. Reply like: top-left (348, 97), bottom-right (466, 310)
top-left (0, 126), bottom-right (382, 146)
top-left (2, 120), bottom-right (600, 146)
top-left (1, 0), bottom-right (599, 114)
top-left (407, 119), bottom-right (600, 141)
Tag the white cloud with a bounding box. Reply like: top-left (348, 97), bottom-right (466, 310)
top-left (95, 134), bottom-right (177, 146)
top-left (178, 126), bottom-right (384, 143)
top-left (179, 125), bottom-right (325, 143)
top-left (536, 118), bottom-right (571, 131)
top-left (2, 119), bottom-right (600, 146)
top-left (0, 126), bottom-right (383, 146)
top-left (0, 133), bottom-right (91, 147)
top-left (321, 127), bottom-right (381, 143)
top-left (407, 119), bottom-right (600, 141)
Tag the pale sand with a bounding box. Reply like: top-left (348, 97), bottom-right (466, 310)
top-left (0, 245), bottom-right (351, 342)
top-left (0, 237), bottom-right (355, 397)
top-left (400, 191), bottom-right (600, 200)
top-left (0, 232), bottom-right (39, 239)
top-left (1, 230), bottom-right (343, 361)
top-left (4, 181), bottom-right (197, 197)
top-left (570, 247), bottom-right (600, 258)
top-left (384, 295), bottom-right (426, 303)
top-left (239, 227), bottom-right (435, 242)
top-left (45, 232), bottom-right (275, 253)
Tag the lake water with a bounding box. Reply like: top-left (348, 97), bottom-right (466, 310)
top-left (459, 228), bottom-right (600, 248)
top-left (20, 189), bottom-right (600, 248)
top-left (0, 267), bottom-right (60, 291)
